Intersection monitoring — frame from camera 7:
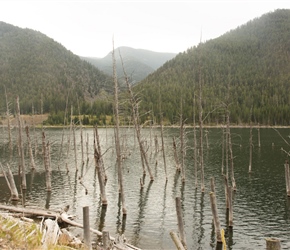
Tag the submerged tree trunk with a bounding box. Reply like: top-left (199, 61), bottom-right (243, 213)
top-left (249, 119), bottom-right (253, 173)
top-left (42, 131), bottom-right (51, 192)
top-left (173, 137), bottom-right (181, 171)
top-left (180, 110), bottom-right (186, 182)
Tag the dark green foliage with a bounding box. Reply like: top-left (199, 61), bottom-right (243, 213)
top-left (0, 21), bottom-right (113, 116)
top-left (134, 9), bottom-right (290, 126)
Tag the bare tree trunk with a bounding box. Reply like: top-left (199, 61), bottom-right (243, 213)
top-left (42, 131), bottom-right (51, 192)
top-left (73, 123), bottom-right (78, 171)
top-left (31, 104), bottom-right (38, 157)
top-left (58, 91), bottom-right (69, 170)
top-left (112, 41), bottom-right (127, 215)
top-left (228, 186), bottom-right (233, 227)
top-left (257, 123), bottom-right (261, 148)
top-left (199, 74), bottom-right (204, 192)
top-left (209, 192), bottom-right (222, 243)
top-left (175, 197), bottom-right (187, 248)
top-left (221, 125), bottom-right (225, 175)
top-left (285, 160), bottom-right (290, 197)
top-left (226, 110), bottom-right (236, 191)
top-left (16, 96), bottom-right (26, 190)
top-left (76, 98), bottom-right (84, 167)
top-left (180, 112), bottom-right (185, 183)
top-left (173, 137), bottom-right (181, 171)
top-left (160, 119), bottom-right (168, 181)
top-left (210, 177), bottom-right (215, 193)
top-left (193, 97), bottom-right (198, 189)
top-left (249, 118), bottom-right (253, 173)
top-left (4, 86), bottom-right (13, 163)
top-left (86, 133), bottom-right (89, 164)
top-left (25, 126), bottom-right (36, 170)
top-left (0, 163), bottom-right (19, 201)
top-left (223, 175), bottom-right (229, 211)
top-left (94, 126), bottom-right (107, 206)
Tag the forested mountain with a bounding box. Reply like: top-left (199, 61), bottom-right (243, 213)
top-left (134, 9), bottom-right (290, 126)
top-left (0, 22), bottom-right (113, 116)
top-left (82, 47), bottom-right (176, 84)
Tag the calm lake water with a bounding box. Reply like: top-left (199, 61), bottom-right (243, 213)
top-left (1, 126), bottom-right (290, 249)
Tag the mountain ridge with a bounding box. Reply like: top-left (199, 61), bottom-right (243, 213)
top-left (0, 21), bottom-right (113, 115)
top-left (134, 9), bottom-right (290, 126)
top-left (82, 46), bottom-right (176, 84)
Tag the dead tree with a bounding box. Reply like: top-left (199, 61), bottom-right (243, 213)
top-left (173, 137), bottom-right (181, 171)
top-left (42, 131), bottom-right (51, 192)
top-left (16, 96), bottom-right (26, 190)
top-left (285, 160), bottom-right (290, 197)
top-left (112, 41), bottom-right (127, 215)
top-left (0, 163), bottom-right (19, 201)
top-left (25, 126), bottom-right (36, 170)
top-left (4, 85), bottom-right (13, 163)
top-left (198, 65), bottom-right (205, 192)
top-left (94, 126), bottom-right (107, 206)
top-left (193, 96), bottom-right (198, 189)
top-left (179, 98), bottom-right (186, 183)
top-left (209, 191), bottom-right (222, 244)
top-left (249, 107), bottom-right (253, 173)
top-left (119, 52), bottom-right (154, 181)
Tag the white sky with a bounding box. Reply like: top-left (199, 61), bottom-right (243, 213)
top-left (1, 0), bottom-right (290, 58)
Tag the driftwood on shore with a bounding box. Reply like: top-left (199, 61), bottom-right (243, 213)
top-left (0, 204), bottom-right (141, 250)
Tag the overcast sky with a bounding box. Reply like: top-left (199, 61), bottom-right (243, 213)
top-left (1, 0), bottom-right (290, 58)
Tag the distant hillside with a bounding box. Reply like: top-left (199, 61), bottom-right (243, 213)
top-left (0, 22), bottom-right (113, 115)
top-left (82, 47), bottom-right (176, 84)
top-left (135, 9), bottom-right (290, 126)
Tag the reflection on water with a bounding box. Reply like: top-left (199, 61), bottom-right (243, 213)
top-left (1, 127), bottom-right (290, 249)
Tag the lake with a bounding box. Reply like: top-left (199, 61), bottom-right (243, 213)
top-left (0, 126), bottom-right (290, 249)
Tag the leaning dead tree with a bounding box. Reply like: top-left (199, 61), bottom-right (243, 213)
top-left (112, 41), bottom-right (127, 215)
top-left (0, 163), bottom-right (19, 201)
top-left (119, 52), bottom-right (154, 181)
top-left (94, 126), bottom-right (108, 206)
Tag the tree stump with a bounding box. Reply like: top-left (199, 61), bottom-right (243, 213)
top-left (266, 238), bottom-right (281, 250)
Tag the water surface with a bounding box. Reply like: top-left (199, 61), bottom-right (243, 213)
top-left (0, 127), bottom-right (290, 249)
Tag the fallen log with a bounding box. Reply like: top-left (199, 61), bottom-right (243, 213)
top-left (0, 204), bottom-right (141, 250)
top-left (0, 204), bottom-right (59, 218)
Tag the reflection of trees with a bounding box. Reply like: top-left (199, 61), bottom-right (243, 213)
top-left (132, 180), bottom-right (153, 246)
top-left (159, 181), bottom-right (167, 247)
top-left (198, 192), bottom-right (205, 245)
top-left (116, 193), bottom-right (126, 235)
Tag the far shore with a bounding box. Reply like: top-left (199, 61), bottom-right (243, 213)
top-left (1, 114), bottom-right (289, 129)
